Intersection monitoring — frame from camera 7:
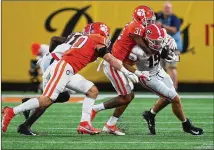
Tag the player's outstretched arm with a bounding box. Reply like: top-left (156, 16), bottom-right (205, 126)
top-left (49, 36), bottom-right (66, 52)
top-left (130, 34), bottom-right (153, 55)
top-left (96, 45), bottom-right (138, 83)
top-left (123, 63), bottom-right (150, 80)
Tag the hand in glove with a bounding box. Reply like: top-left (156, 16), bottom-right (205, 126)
top-left (134, 70), bottom-right (151, 81)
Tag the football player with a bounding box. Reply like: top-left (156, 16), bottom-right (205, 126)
top-left (137, 24), bottom-right (203, 135)
top-left (91, 5), bottom-right (155, 135)
top-left (18, 29), bottom-right (99, 135)
top-left (117, 24), bottom-right (203, 135)
top-left (2, 22), bottom-right (139, 135)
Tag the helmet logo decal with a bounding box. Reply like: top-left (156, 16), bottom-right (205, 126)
top-left (136, 9), bottom-right (146, 17)
top-left (146, 29), bottom-right (152, 35)
top-left (100, 24), bottom-right (109, 35)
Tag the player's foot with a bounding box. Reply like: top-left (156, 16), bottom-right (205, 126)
top-left (182, 119), bottom-right (204, 135)
top-left (91, 109), bottom-right (97, 121)
top-left (142, 110), bottom-right (156, 135)
top-left (2, 107), bottom-right (15, 132)
top-left (17, 124), bottom-right (37, 136)
top-left (22, 98), bottom-right (31, 119)
top-left (77, 121), bottom-right (101, 135)
top-left (103, 123), bottom-right (125, 136)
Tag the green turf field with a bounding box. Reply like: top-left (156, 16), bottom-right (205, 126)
top-left (2, 97), bottom-right (214, 149)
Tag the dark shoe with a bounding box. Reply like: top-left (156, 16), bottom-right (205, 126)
top-left (17, 124), bottom-right (37, 136)
top-left (182, 119), bottom-right (204, 135)
top-left (142, 110), bottom-right (156, 135)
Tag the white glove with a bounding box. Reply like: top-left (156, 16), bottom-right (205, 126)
top-left (167, 37), bottom-right (177, 50)
top-left (125, 72), bottom-right (139, 83)
top-left (165, 52), bottom-right (180, 63)
top-left (120, 66), bottom-right (139, 83)
top-left (134, 70), bottom-right (151, 81)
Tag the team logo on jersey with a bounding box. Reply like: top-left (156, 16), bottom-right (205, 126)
top-left (136, 9), bottom-right (146, 17)
top-left (146, 29), bottom-right (152, 35)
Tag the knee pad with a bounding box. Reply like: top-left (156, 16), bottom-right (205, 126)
top-left (55, 91), bottom-right (70, 103)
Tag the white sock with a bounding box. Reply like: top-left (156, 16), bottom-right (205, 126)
top-left (150, 109), bottom-right (157, 115)
top-left (106, 116), bottom-right (118, 126)
top-left (93, 103), bottom-right (105, 112)
top-left (13, 98), bottom-right (40, 115)
top-left (80, 97), bottom-right (95, 122)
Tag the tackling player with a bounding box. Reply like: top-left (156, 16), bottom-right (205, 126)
top-left (18, 29), bottom-right (100, 135)
top-left (91, 5), bottom-right (155, 135)
top-left (110, 24), bottom-right (203, 135)
top-left (2, 22), bottom-right (138, 134)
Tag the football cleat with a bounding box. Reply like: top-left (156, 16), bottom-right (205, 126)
top-left (182, 119), bottom-right (204, 135)
top-left (17, 124), bottom-right (37, 136)
top-left (77, 121), bottom-right (101, 135)
top-left (90, 109), bottom-right (97, 121)
top-left (2, 107), bottom-right (15, 132)
top-left (22, 98), bottom-right (31, 119)
top-left (142, 110), bottom-right (156, 135)
top-left (103, 123), bottom-right (125, 136)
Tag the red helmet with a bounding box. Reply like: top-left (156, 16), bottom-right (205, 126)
top-left (83, 23), bottom-right (92, 34)
top-left (144, 24), bottom-right (166, 51)
top-left (84, 22), bottom-right (110, 38)
top-left (133, 5), bottom-right (155, 26)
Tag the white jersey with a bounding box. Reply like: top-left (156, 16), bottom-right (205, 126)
top-left (130, 46), bottom-right (162, 75)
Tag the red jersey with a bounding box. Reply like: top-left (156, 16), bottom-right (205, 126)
top-left (62, 34), bottom-right (107, 73)
top-left (112, 21), bottom-right (145, 61)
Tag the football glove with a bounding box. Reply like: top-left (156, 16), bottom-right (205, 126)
top-left (134, 70), bottom-right (151, 81)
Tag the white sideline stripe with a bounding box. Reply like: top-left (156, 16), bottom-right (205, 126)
top-left (2, 141), bottom-right (210, 144)
top-left (2, 94), bottom-right (214, 99)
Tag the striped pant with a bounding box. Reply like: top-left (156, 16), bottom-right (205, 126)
top-left (103, 61), bottom-right (134, 95)
top-left (43, 60), bottom-right (74, 100)
top-left (139, 68), bottom-right (177, 101)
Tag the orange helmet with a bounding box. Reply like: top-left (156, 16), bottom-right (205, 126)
top-left (83, 23), bottom-right (92, 34)
top-left (84, 22), bottom-right (110, 38)
top-left (133, 5), bottom-right (155, 26)
top-left (144, 24), bottom-right (166, 51)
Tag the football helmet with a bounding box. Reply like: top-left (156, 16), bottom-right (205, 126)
top-left (84, 22), bottom-right (110, 38)
top-left (144, 24), bottom-right (166, 51)
top-left (133, 5), bottom-right (155, 26)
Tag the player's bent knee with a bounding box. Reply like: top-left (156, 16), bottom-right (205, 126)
top-left (86, 85), bottom-right (99, 99)
top-left (55, 91), bottom-right (70, 103)
top-left (38, 96), bottom-right (53, 107)
top-left (172, 95), bottom-right (180, 103)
